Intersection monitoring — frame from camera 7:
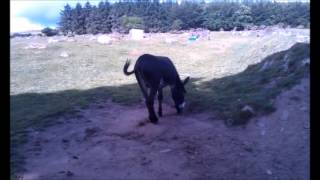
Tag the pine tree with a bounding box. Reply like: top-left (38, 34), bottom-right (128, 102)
top-left (58, 4), bottom-right (73, 34)
top-left (83, 2), bottom-right (92, 34)
top-left (71, 3), bottom-right (86, 35)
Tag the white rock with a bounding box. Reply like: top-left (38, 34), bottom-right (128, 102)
top-left (129, 29), bottom-right (144, 40)
top-left (97, 35), bottom-right (112, 44)
top-left (301, 58), bottom-right (310, 66)
top-left (241, 105), bottom-right (255, 115)
top-left (60, 52), bottom-right (69, 58)
top-left (281, 110), bottom-right (289, 121)
top-left (266, 169), bottom-right (272, 175)
top-left (24, 43), bottom-right (47, 49)
top-left (160, 149), bottom-right (172, 153)
top-left (165, 37), bottom-right (176, 44)
top-left (48, 38), bottom-right (60, 43)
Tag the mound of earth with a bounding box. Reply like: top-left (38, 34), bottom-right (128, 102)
top-left (19, 77), bottom-right (309, 180)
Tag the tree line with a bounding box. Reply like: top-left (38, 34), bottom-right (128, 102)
top-left (58, 0), bottom-right (309, 35)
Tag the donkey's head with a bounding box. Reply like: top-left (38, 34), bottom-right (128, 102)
top-left (171, 76), bottom-right (190, 114)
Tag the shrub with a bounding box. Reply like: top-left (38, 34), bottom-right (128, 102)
top-left (41, 27), bottom-right (59, 37)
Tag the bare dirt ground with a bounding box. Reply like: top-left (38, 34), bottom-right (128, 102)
top-left (20, 77), bottom-right (309, 180)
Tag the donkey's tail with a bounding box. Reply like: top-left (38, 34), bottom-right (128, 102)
top-left (123, 59), bottom-right (134, 76)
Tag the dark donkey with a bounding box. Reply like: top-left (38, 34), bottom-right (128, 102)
top-left (123, 54), bottom-right (190, 124)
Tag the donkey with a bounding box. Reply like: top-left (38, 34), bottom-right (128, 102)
top-left (123, 54), bottom-right (190, 124)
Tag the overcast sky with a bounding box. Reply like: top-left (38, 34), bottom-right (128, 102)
top-left (10, 0), bottom-right (309, 33)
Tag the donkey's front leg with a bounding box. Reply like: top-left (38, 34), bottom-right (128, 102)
top-left (158, 88), bottom-right (163, 117)
top-left (146, 88), bottom-right (158, 124)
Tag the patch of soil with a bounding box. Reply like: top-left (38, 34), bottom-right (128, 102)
top-left (20, 78), bottom-right (309, 180)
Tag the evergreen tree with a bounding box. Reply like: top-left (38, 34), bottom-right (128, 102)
top-left (58, 4), bottom-right (73, 34)
top-left (83, 2), bottom-right (93, 34)
top-left (71, 3), bottom-right (86, 34)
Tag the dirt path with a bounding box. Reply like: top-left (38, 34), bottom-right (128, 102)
top-left (21, 78), bottom-right (309, 180)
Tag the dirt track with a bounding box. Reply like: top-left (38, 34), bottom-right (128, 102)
top-left (21, 78), bottom-right (309, 180)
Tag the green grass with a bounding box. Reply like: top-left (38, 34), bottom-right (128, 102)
top-left (186, 43), bottom-right (309, 125)
top-left (10, 31), bottom-right (309, 177)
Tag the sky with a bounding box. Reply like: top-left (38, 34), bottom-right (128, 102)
top-left (10, 0), bottom-right (102, 33)
top-left (10, 0), bottom-right (309, 33)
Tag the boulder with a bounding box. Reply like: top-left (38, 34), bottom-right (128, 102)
top-left (60, 51), bottom-right (69, 58)
top-left (129, 29), bottom-right (144, 40)
top-left (97, 35), bottom-right (112, 44)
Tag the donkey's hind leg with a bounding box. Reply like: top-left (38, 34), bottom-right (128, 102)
top-left (157, 88), bottom-right (163, 117)
top-left (146, 88), bottom-right (158, 123)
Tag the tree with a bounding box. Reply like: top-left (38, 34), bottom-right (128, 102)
top-left (58, 4), bottom-right (73, 34)
top-left (71, 3), bottom-right (86, 34)
top-left (83, 2), bottom-right (93, 34)
top-left (232, 4), bottom-right (253, 30)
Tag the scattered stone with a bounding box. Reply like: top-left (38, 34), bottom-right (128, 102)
top-left (165, 37), bottom-right (176, 44)
top-left (24, 43), bottom-right (47, 49)
top-left (97, 35), bottom-right (112, 44)
top-left (60, 51), bottom-right (69, 58)
top-left (296, 25), bottom-right (305, 29)
top-left (300, 106), bottom-right (307, 112)
top-left (160, 149), bottom-right (172, 153)
top-left (301, 58), bottom-right (310, 66)
top-left (266, 169), bottom-right (272, 175)
top-left (239, 105), bottom-right (255, 119)
top-left (129, 29), bottom-right (144, 40)
top-left (48, 38), bottom-right (60, 43)
top-left (280, 110), bottom-right (289, 121)
top-left (67, 38), bottom-right (75, 42)
top-left (84, 127), bottom-right (100, 138)
top-left (66, 171), bottom-right (74, 176)
top-left (72, 155), bottom-right (79, 159)
top-left (89, 35), bottom-right (97, 41)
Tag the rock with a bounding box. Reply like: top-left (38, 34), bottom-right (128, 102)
top-left (165, 37), bottom-right (176, 44)
top-left (48, 38), bottom-right (60, 43)
top-left (239, 105), bottom-right (255, 119)
top-left (280, 110), bottom-right (289, 121)
top-left (66, 38), bottom-right (75, 42)
top-left (301, 58), bottom-right (310, 66)
top-left (66, 171), bottom-right (74, 176)
top-left (296, 25), bottom-right (305, 29)
top-left (266, 169), bottom-right (272, 175)
top-left (89, 35), bottom-right (97, 41)
top-left (24, 43), bottom-right (47, 49)
top-left (129, 29), bottom-right (144, 40)
top-left (60, 52), bottom-right (69, 58)
top-left (97, 35), bottom-right (112, 44)
top-left (160, 149), bottom-right (172, 153)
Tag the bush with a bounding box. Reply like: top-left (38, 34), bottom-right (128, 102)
top-left (41, 27), bottom-right (59, 37)
top-left (171, 19), bottom-right (183, 31)
top-left (120, 16), bottom-right (145, 33)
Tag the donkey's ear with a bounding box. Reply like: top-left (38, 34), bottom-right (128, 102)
top-left (183, 76), bottom-right (190, 85)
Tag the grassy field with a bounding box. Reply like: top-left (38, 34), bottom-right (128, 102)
top-left (10, 29), bottom-right (309, 176)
